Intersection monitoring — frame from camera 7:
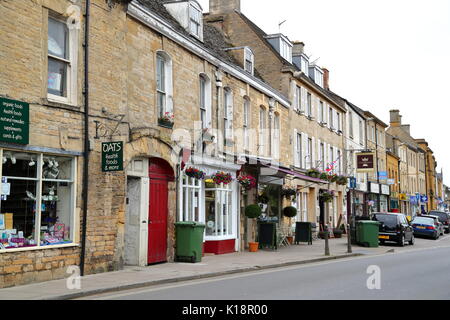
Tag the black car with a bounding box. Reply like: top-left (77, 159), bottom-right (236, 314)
top-left (428, 211), bottom-right (450, 233)
top-left (372, 213), bottom-right (414, 246)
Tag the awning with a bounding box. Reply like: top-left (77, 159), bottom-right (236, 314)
top-left (261, 164), bottom-right (328, 184)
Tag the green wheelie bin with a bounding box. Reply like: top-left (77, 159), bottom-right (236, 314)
top-left (175, 222), bottom-right (205, 263)
top-left (356, 221), bottom-right (380, 247)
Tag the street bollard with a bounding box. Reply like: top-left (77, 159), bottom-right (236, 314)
top-left (324, 228), bottom-right (330, 256)
top-left (347, 224), bottom-right (352, 253)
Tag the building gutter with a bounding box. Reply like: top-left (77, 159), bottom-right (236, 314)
top-left (80, 0), bottom-right (90, 277)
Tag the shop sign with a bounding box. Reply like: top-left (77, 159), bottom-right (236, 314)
top-left (349, 177), bottom-right (357, 189)
top-left (387, 178), bottom-right (395, 185)
top-left (390, 192), bottom-right (399, 199)
top-left (370, 182), bottom-right (380, 194)
top-left (101, 141), bottom-right (123, 172)
top-left (0, 97), bottom-right (29, 145)
top-left (381, 185), bottom-right (390, 195)
top-left (399, 193), bottom-right (407, 201)
top-left (378, 171), bottom-right (387, 181)
top-left (421, 195), bottom-right (428, 203)
top-left (356, 152), bottom-right (375, 173)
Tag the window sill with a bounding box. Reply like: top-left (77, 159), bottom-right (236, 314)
top-left (42, 98), bottom-right (80, 111)
top-left (158, 120), bottom-right (174, 129)
top-left (0, 242), bottom-right (79, 254)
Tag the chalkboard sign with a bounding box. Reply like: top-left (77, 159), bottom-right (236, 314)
top-left (295, 222), bottom-right (312, 245)
top-left (258, 222), bottom-right (277, 250)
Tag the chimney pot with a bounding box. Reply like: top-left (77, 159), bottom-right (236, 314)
top-left (322, 68), bottom-right (329, 90)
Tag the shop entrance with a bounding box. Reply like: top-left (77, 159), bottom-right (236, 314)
top-left (319, 197), bottom-right (326, 231)
top-left (148, 158), bottom-right (174, 265)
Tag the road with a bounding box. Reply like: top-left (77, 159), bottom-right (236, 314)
top-left (82, 235), bottom-right (450, 300)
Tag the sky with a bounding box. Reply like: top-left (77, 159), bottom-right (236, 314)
top-left (198, 0), bottom-right (450, 185)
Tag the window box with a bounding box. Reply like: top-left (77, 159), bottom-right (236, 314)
top-left (158, 119), bottom-right (174, 129)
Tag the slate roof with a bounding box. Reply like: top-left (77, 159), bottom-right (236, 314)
top-left (133, 0), bottom-right (266, 81)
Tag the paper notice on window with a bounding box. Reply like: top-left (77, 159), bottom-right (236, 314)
top-left (1, 183), bottom-right (10, 196)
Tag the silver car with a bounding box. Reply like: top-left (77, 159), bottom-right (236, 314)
top-left (421, 215), bottom-right (445, 236)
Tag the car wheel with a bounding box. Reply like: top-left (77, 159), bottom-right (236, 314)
top-left (380, 240), bottom-right (385, 245)
top-left (409, 235), bottom-right (415, 245)
top-left (398, 235), bottom-right (405, 247)
top-left (434, 233), bottom-right (439, 240)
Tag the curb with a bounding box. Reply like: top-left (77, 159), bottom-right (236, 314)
top-left (42, 253), bottom-right (363, 300)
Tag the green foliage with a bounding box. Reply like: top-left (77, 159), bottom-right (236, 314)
top-left (245, 204), bottom-right (262, 219)
top-left (283, 206), bottom-right (297, 218)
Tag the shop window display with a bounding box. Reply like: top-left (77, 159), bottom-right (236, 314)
top-left (0, 151), bottom-right (75, 250)
top-left (205, 180), bottom-right (233, 237)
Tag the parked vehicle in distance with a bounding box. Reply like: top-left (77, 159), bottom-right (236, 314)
top-left (421, 215), bottom-right (445, 236)
top-left (428, 211), bottom-right (450, 233)
top-left (411, 216), bottom-right (441, 240)
top-left (372, 213), bottom-right (414, 246)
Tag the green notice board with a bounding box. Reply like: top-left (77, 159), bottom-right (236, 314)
top-left (102, 141), bottom-right (123, 172)
top-left (0, 97), bottom-right (29, 145)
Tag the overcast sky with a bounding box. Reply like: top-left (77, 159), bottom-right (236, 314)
top-left (198, 0), bottom-right (450, 185)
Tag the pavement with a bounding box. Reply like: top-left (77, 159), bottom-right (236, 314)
top-left (0, 235), bottom-right (448, 300)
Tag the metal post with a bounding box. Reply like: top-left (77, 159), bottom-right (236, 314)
top-left (324, 225), bottom-right (330, 256)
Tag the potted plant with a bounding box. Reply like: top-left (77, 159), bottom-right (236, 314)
top-left (306, 168), bottom-right (320, 178)
top-left (184, 167), bottom-right (205, 180)
top-left (283, 206), bottom-right (297, 244)
top-left (320, 172), bottom-right (329, 181)
top-left (320, 190), bottom-right (335, 203)
top-left (332, 227), bottom-right (343, 238)
top-left (245, 204), bottom-right (262, 252)
top-left (329, 174), bottom-right (338, 183)
top-left (337, 175), bottom-right (348, 186)
top-left (158, 111), bottom-right (174, 128)
top-left (281, 187), bottom-right (297, 199)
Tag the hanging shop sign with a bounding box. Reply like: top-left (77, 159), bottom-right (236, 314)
top-left (399, 193), bottom-right (407, 201)
top-left (381, 185), bottom-right (390, 195)
top-left (102, 141), bottom-right (123, 172)
top-left (356, 152), bottom-right (375, 173)
top-left (0, 97), bottom-right (29, 145)
top-left (421, 195), bottom-right (428, 203)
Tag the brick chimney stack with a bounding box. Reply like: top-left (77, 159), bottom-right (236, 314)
top-left (389, 109), bottom-right (402, 127)
top-left (292, 41), bottom-right (305, 56)
top-left (209, 0), bottom-right (241, 14)
top-left (323, 68), bottom-right (330, 90)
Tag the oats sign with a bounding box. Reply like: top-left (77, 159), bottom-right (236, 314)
top-left (0, 97), bottom-right (29, 145)
top-left (102, 141), bottom-right (123, 172)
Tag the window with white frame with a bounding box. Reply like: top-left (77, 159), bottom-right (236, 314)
top-left (336, 112), bottom-right (341, 132)
top-left (244, 48), bottom-right (254, 75)
top-left (359, 120), bottom-right (364, 145)
top-left (320, 142), bottom-right (325, 170)
top-left (329, 146), bottom-right (333, 171)
top-left (307, 138), bottom-right (312, 169)
top-left (273, 113), bottom-right (280, 160)
top-left (47, 16), bottom-right (77, 104)
top-left (223, 88), bottom-right (233, 143)
top-left (319, 101), bottom-right (324, 123)
top-left (0, 150), bottom-right (76, 250)
top-left (156, 52), bottom-right (173, 120)
top-left (259, 107), bottom-right (266, 155)
top-left (189, 4), bottom-right (202, 39)
top-left (349, 111), bottom-right (354, 138)
top-left (337, 150), bottom-right (341, 174)
top-left (279, 38), bottom-right (292, 63)
top-left (329, 107), bottom-right (333, 129)
top-left (296, 132), bottom-right (302, 168)
top-left (199, 74), bottom-right (211, 130)
top-left (205, 181), bottom-right (233, 237)
top-left (296, 86), bottom-right (302, 112)
top-left (243, 97), bottom-right (250, 151)
top-left (180, 174), bottom-right (201, 222)
top-left (307, 92), bottom-right (312, 117)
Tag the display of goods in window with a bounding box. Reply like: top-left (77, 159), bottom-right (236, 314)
top-left (237, 175), bottom-right (256, 190)
top-left (185, 167), bottom-right (205, 180)
top-left (211, 171), bottom-right (233, 185)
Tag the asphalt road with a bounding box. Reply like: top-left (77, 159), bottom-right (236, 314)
top-left (86, 237), bottom-right (450, 300)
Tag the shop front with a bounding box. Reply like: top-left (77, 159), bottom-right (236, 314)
top-left (390, 192), bottom-right (399, 212)
top-left (380, 184), bottom-right (390, 213)
top-left (367, 182), bottom-right (380, 214)
top-left (178, 156), bottom-right (240, 255)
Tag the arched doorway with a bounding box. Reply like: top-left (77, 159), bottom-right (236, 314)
top-left (148, 158), bottom-right (174, 264)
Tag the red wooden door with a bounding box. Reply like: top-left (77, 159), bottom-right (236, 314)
top-left (148, 158), bottom-right (174, 265)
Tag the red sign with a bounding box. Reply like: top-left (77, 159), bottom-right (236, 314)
top-left (356, 152), bottom-right (375, 173)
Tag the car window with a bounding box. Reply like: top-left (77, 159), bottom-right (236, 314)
top-left (412, 217), bottom-right (434, 225)
top-left (429, 211), bottom-right (448, 222)
top-left (374, 214), bottom-right (398, 227)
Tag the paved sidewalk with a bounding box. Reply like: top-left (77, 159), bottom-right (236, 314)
top-left (0, 237), bottom-right (397, 300)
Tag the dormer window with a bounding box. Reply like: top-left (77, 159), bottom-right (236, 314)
top-left (189, 3), bottom-right (202, 39)
top-left (164, 0), bottom-right (204, 42)
top-left (244, 47), bottom-right (254, 75)
top-left (308, 65), bottom-right (324, 87)
top-left (265, 34), bottom-right (292, 63)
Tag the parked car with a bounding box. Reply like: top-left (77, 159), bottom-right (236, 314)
top-left (372, 213), bottom-right (414, 246)
top-left (428, 211), bottom-right (450, 233)
top-left (421, 215), bottom-right (445, 236)
top-left (411, 216), bottom-right (441, 240)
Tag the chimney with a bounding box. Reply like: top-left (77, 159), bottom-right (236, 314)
top-left (401, 124), bottom-right (411, 135)
top-left (210, 0), bottom-right (240, 14)
top-left (322, 68), bottom-right (330, 90)
top-left (389, 109), bottom-right (402, 127)
top-left (292, 41), bottom-right (305, 56)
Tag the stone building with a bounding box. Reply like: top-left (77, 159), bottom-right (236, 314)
top-left (204, 0), bottom-right (348, 232)
top-left (416, 139), bottom-right (438, 211)
top-left (0, 0), bottom-right (293, 287)
top-left (386, 134), bottom-right (401, 211)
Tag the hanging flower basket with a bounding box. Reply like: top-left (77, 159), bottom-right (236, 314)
top-left (211, 171), bottom-right (233, 185)
top-left (185, 167), bottom-right (205, 180)
top-left (320, 190), bottom-right (335, 203)
top-left (329, 174), bottom-right (339, 183)
top-left (306, 169), bottom-right (321, 178)
top-left (320, 172), bottom-right (329, 181)
top-left (237, 175), bottom-right (256, 190)
top-left (336, 176), bottom-right (348, 185)
top-left (158, 112), bottom-right (174, 128)
top-left (281, 187), bottom-right (297, 199)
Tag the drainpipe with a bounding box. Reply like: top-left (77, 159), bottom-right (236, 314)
top-left (80, 0), bottom-right (90, 277)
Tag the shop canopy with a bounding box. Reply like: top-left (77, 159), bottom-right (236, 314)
top-left (261, 164), bottom-right (329, 184)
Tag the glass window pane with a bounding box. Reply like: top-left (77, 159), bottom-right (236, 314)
top-left (40, 181), bottom-right (73, 245)
top-left (48, 58), bottom-right (67, 97)
top-left (2, 151), bottom-right (38, 178)
top-left (156, 55), bottom-right (165, 92)
top-left (48, 18), bottom-right (68, 59)
top-left (42, 156), bottom-right (73, 180)
top-left (0, 179), bottom-right (38, 248)
top-left (205, 189), bottom-right (216, 236)
top-left (227, 191), bottom-right (232, 235)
